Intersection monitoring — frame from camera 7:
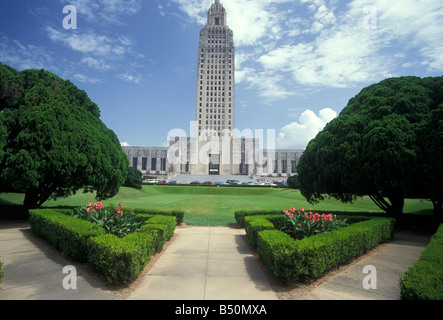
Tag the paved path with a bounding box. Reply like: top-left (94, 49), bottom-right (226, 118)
top-left (0, 221), bottom-right (117, 300)
top-left (293, 230), bottom-right (430, 300)
top-left (127, 226), bottom-right (278, 300)
top-left (0, 221), bottom-right (431, 300)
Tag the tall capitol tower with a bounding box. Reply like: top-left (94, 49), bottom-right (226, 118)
top-left (123, 0), bottom-right (304, 179)
top-left (195, 0), bottom-right (235, 138)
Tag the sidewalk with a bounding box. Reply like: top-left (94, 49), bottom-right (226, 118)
top-left (0, 220), bottom-right (118, 300)
top-left (0, 221), bottom-right (431, 300)
top-left (284, 230), bottom-right (431, 300)
top-left (127, 226), bottom-right (278, 300)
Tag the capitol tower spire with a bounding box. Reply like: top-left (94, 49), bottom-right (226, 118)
top-left (195, 0), bottom-right (235, 139)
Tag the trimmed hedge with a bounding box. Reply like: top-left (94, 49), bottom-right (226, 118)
top-left (244, 214), bottom-right (395, 284)
top-left (136, 214), bottom-right (177, 252)
top-left (29, 209), bottom-right (106, 262)
top-left (29, 209), bottom-right (177, 284)
top-left (87, 231), bottom-right (157, 284)
top-left (235, 209), bottom-right (376, 227)
top-left (235, 210), bottom-right (282, 227)
top-left (134, 208), bottom-right (184, 225)
top-left (399, 224), bottom-right (443, 300)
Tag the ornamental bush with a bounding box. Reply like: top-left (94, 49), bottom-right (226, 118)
top-left (399, 224), bottom-right (443, 300)
top-left (67, 202), bottom-right (142, 238)
top-left (29, 208), bottom-right (178, 284)
top-left (246, 214), bottom-right (395, 284)
top-left (29, 209), bottom-right (106, 262)
top-left (281, 207), bottom-right (348, 240)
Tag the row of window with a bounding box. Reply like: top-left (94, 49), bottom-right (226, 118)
top-left (260, 160), bottom-right (297, 174)
top-left (133, 157), bottom-right (166, 171)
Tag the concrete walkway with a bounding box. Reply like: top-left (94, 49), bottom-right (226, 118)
top-left (292, 231), bottom-right (431, 300)
top-left (0, 221), bottom-right (431, 300)
top-left (0, 221), bottom-right (118, 300)
top-left (127, 226), bottom-right (278, 300)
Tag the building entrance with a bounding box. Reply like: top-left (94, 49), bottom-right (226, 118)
top-left (209, 154), bottom-right (220, 175)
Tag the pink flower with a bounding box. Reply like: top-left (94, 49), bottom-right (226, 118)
top-left (118, 202), bottom-right (123, 207)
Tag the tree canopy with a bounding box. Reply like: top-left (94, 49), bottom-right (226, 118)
top-left (297, 76), bottom-right (443, 217)
top-left (0, 63), bottom-right (128, 207)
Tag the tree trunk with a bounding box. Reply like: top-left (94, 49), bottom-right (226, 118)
top-left (23, 186), bottom-right (54, 209)
top-left (432, 198), bottom-right (443, 220)
top-left (387, 192), bottom-right (405, 217)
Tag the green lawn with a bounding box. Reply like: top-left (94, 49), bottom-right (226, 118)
top-left (0, 185), bottom-right (434, 226)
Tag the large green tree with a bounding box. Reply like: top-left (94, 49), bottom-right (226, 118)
top-left (0, 63), bottom-right (128, 208)
top-left (297, 76), bottom-right (443, 217)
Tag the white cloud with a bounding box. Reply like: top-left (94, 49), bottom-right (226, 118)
top-left (63, 0), bottom-right (143, 24)
top-left (81, 57), bottom-right (111, 71)
top-left (175, 0), bottom-right (443, 101)
top-left (277, 108), bottom-right (337, 149)
top-left (0, 36), bottom-right (57, 72)
top-left (46, 27), bottom-right (128, 57)
top-left (118, 72), bottom-right (143, 84)
top-left (72, 73), bottom-right (102, 84)
top-left (120, 142), bottom-right (130, 146)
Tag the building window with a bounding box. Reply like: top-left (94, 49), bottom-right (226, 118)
top-left (132, 158), bottom-right (138, 168)
top-left (161, 158), bottom-right (166, 171)
top-left (142, 158), bottom-right (147, 171)
top-left (151, 158), bottom-right (157, 171)
top-left (282, 160), bottom-right (287, 173)
top-left (291, 161), bottom-right (297, 173)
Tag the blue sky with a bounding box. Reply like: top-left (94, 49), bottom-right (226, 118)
top-left (1, 0), bottom-right (442, 149)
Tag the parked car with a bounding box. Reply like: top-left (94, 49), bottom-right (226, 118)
top-left (190, 181), bottom-right (201, 184)
top-left (144, 179), bottom-right (159, 184)
top-left (203, 181), bottom-right (215, 185)
top-left (227, 180), bottom-right (240, 184)
top-left (215, 181), bottom-right (228, 185)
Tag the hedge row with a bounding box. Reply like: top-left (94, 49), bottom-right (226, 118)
top-left (244, 213), bottom-right (395, 284)
top-left (134, 208), bottom-right (184, 225)
top-left (399, 224), bottom-right (443, 300)
top-left (235, 209), bottom-right (378, 227)
top-left (29, 209), bottom-right (106, 262)
top-left (29, 209), bottom-right (177, 284)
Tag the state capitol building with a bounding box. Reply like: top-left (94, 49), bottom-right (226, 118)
top-left (122, 0), bottom-right (303, 183)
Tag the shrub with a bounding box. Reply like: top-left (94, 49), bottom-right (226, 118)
top-left (29, 208), bottom-right (177, 284)
top-left (399, 224), bottom-right (443, 300)
top-left (136, 214), bottom-right (177, 252)
top-left (135, 208), bottom-right (184, 225)
top-left (29, 209), bottom-right (106, 262)
top-left (252, 217), bottom-right (395, 284)
top-left (234, 210), bottom-right (282, 227)
top-left (281, 207), bottom-right (348, 240)
top-left (67, 202), bottom-right (142, 238)
top-left (87, 230), bottom-right (157, 284)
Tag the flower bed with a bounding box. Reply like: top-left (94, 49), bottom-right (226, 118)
top-left (243, 212), bottom-right (395, 284)
top-left (29, 206), bottom-right (180, 284)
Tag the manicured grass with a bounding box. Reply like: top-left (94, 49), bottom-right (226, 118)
top-left (0, 185), bottom-right (434, 226)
